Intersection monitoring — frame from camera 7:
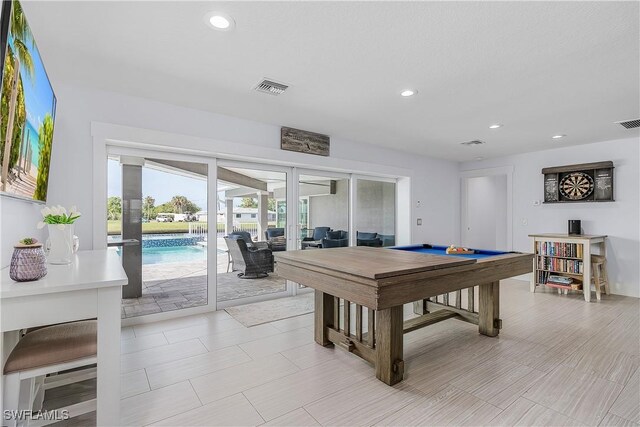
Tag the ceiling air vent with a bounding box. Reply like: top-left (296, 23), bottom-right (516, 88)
top-left (254, 79), bottom-right (288, 96)
top-left (614, 118), bottom-right (640, 129)
top-left (460, 140), bottom-right (486, 146)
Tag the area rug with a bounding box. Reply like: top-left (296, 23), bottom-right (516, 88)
top-left (225, 293), bottom-right (314, 327)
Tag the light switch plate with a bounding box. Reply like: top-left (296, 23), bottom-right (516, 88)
top-left (417, 218), bottom-right (422, 226)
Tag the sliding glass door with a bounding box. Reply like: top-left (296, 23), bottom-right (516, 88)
top-left (107, 150), bottom-right (213, 319)
top-left (216, 162), bottom-right (290, 307)
top-left (354, 177), bottom-right (396, 247)
top-left (297, 171), bottom-right (350, 250)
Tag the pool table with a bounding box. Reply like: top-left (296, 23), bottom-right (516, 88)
top-left (274, 244), bottom-right (532, 385)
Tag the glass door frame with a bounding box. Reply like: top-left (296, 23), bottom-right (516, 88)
top-left (292, 168), bottom-right (352, 294)
top-left (294, 168), bottom-right (352, 249)
top-left (105, 145), bottom-right (218, 325)
top-left (216, 159), bottom-right (297, 305)
top-left (351, 174), bottom-right (398, 247)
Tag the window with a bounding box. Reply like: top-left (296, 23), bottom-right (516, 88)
top-left (251, 214), bottom-right (256, 218)
top-left (235, 213), bottom-right (241, 218)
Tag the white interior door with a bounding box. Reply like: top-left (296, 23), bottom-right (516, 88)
top-left (462, 175), bottom-right (508, 250)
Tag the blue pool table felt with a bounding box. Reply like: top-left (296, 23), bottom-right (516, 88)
top-left (390, 244), bottom-right (508, 259)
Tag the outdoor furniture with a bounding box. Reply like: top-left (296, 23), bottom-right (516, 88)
top-left (356, 231), bottom-right (383, 247)
top-left (225, 236), bottom-right (274, 278)
top-left (378, 234), bottom-right (396, 247)
top-left (228, 231), bottom-right (269, 249)
top-left (322, 230), bottom-right (348, 248)
top-left (302, 226), bottom-right (331, 249)
top-left (265, 228), bottom-right (287, 252)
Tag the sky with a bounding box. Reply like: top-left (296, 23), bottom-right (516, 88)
top-left (108, 160), bottom-right (208, 210)
top-left (8, 16), bottom-right (56, 129)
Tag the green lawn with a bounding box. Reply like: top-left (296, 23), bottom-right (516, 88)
top-left (107, 220), bottom-right (213, 235)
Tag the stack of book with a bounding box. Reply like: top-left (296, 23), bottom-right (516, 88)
top-left (547, 275), bottom-right (573, 286)
top-left (537, 256), bottom-right (584, 274)
top-left (536, 241), bottom-right (583, 258)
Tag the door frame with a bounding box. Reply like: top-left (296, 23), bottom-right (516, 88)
top-left (100, 145), bottom-right (217, 326)
top-left (459, 166), bottom-right (514, 251)
top-left (215, 159), bottom-right (297, 307)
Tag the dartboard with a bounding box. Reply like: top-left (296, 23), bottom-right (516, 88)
top-left (559, 172), bottom-right (594, 200)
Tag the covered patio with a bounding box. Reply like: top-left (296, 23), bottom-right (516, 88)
top-left (121, 244), bottom-right (286, 319)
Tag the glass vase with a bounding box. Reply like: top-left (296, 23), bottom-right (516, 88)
top-left (47, 224), bottom-right (74, 265)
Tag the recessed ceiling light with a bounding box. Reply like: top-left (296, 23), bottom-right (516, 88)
top-left (400, 90), bottom-right (416, 97)
top-left (552, 134), bottom-right (566, 139)
top-left (205, 12), bottom-right (235, 31)
top-left (489, 124), bottom-right (503, 129)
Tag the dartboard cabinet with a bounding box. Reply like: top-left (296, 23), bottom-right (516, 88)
top-left (542, 161), bottom-right (614, 203)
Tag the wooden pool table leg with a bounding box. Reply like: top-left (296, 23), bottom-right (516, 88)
top-left (479, 281), bottom-right (501, 337)
top-left (412, 299), bottom-right (429, 315)
top-left (314, 290), bottom-right (335, 346)
top-left (375, 305), bottom-right (404, 385)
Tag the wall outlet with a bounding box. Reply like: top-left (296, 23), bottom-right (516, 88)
top-left (521, 218), bottom-right (528, 226)
top-left (416, 200), bottom-right (422, 208)
top-left (417, 218), bottom-right (422, 226)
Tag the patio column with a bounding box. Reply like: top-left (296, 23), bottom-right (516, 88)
top-left (258, 192), bottom-right (269, 239)
top-left (121, 156), bottom-right (143, 299)
top-left (226, 198), bottom-right (234, 235)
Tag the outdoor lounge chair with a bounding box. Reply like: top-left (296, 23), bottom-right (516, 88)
top-left (228, 231), bottom-right (269, 249)
top-left (224, 236), bottom-right (274, 279)
top-left (301, 226), bottom-right (331, 249)
top-left (265, 227), bottom-right (287, 251)
top-left (356, 231), bottom-right (383, 247)
top-left (322, 230), bottom-right (348, 248)
top-left (378, 234), bottom-right (396, 247)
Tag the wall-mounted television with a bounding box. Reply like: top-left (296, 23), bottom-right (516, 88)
top-left (0, 0), bottom-right (56, 203)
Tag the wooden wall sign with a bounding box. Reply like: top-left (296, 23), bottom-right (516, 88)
top-left (281, 127), bottom-right (330, 157)
top-left (542, 161), bottom-right (614, 203)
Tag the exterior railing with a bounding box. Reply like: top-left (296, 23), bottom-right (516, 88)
top-left (191, 223), bottom-right (260, 238)
top-left (188, 223), bottom-right (208, 235)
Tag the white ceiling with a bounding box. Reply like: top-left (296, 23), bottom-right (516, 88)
top-left (23, 1), bottom-right (640, 161)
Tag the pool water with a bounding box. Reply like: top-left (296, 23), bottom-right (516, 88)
top-left (142, 246), bottom-right (206, 265)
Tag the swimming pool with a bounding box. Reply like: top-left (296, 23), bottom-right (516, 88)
top-left (142, 246), bottom-right (206, 265)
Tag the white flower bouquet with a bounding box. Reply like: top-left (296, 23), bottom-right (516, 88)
top-left (37, 205), bottom-right (81, 264)
top-left (37, 205), bottom-right (82, 230)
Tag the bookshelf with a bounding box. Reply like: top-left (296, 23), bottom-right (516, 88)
top-left (529, 233), bottom-right (607, 302)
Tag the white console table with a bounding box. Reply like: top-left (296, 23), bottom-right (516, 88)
top-left (1, 249), bottom-right (127, 426)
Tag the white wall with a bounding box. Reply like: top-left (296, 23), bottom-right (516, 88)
top-left (461, 137), bottom-right (640, 297)
top-left (1, 83), bottom-right (460, 267)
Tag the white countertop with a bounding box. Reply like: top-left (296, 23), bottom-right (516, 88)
top-left (1, 249), bottom-right (128, 299)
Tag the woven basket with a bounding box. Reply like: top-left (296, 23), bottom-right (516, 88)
top-left (9, 244), bottom-right (48, 282)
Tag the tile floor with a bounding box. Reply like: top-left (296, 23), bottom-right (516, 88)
top-left (52, 279), bottom-right (639, 426)
top-left (121, 260), bottom-right (286, 318)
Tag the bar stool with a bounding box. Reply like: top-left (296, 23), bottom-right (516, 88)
top-left (3, 320), bottom-right (97, 427)
top-left (591, 254), bottom-right (610, 301)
